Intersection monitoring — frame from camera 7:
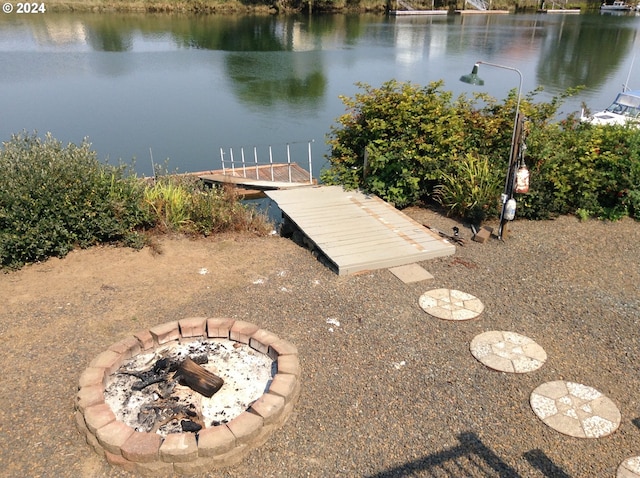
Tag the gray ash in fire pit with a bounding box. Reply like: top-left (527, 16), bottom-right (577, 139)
top-left (104, 338), bottom-right (276, 436)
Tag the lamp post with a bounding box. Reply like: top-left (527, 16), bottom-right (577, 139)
top-left (460, 60), bottom-right (523, 241)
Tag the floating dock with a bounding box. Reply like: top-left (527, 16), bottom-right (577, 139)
top-left (197, 163), bottom-right (315, 194)
top-left (266, 186), bottom-right (456, 275)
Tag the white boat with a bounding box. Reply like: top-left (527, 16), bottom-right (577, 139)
top-left (581, 90), bottom-right (640, 125)
top-left (600, 0), bottom-right (633, 10)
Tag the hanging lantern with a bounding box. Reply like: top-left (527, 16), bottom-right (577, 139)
top-left (515, 164), bottom-right (530, 194)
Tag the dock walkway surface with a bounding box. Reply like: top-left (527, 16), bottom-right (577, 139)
top-left (265, 186), bottom-right (456, 275)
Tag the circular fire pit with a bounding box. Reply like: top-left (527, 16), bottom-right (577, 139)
top-left (75, 318), bottom-right (300, 475)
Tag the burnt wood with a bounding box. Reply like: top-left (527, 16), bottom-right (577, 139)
top-left (177, 357), bottom-right (224, 398)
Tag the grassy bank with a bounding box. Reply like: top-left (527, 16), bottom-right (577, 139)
top-left (44, 0), bottom-right (391, 13)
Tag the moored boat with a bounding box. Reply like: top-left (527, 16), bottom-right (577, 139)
top-left (600, 0), bottom-right (633, 10)
top-left (581, 90), bottom-right (640, 125)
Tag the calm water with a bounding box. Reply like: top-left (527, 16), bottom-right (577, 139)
top-left (1, 12), bottom-right (639, 175)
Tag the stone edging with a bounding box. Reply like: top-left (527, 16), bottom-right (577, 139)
top-left (75, 318), bottom-right (301, 476)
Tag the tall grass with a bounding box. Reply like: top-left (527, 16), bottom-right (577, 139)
top-left (142, 175), bottom-right (272, 236)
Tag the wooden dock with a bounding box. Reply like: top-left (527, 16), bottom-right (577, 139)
top-left (198, 163), bottom-right (314, 190)
top-left (266, 186), bottom-right (456, 275)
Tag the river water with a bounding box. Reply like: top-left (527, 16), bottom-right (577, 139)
top-left (1, 11), bottom-right (639, 176)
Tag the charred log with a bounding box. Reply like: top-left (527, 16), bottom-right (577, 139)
top-left (176, 357), bottom-right (224, 398)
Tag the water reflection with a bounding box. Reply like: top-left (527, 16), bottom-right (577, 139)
top-left (1, 12), bottom-right (640, 173)
top-left (227, 52), bottom-right (326, 108)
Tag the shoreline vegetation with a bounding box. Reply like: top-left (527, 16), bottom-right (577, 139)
top-left (42, 0), bottom-right (590, 14)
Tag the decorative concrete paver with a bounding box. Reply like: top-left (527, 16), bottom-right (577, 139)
top-left (388, 263), bottom-right (434, 283)
top-left (419, 288), bottom-right (484, 321)
top-left (617, 456), bottom-right (640, 478)
top-left (530, 381), bottom-right (621, 438)
top-left (470, 331), bottom-right (547, 373)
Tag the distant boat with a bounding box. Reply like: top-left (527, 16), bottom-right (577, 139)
top-left (581, 90), bottom-right (640, 126)
top-left (600, 0), bottom-right (633, 11)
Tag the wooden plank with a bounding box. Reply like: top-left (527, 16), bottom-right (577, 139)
top-left (266, 186), bottom-right (455, 275)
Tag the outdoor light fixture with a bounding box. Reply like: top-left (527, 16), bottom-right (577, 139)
top-left (459, 60), bottom-right (523, 241)
top-left (459, 63), bottom-right (485, 86)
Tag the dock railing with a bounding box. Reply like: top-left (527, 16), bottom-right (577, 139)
top-left (219, 140), bottom-right (314, 184)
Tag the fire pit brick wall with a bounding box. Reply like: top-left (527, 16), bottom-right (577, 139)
top-left (75, 318), bottom-right (301, 477)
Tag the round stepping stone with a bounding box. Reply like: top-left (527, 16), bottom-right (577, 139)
top-left (418, 289), bottom-right (484, 321)
top-left (618, 456), bottom-right (640, 478)
top-left (470, 331), bottom-right (547, 373)
top-left (530, 381), bottom-right (621, 438)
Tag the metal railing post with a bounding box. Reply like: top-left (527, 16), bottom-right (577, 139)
top-left (308, 140), bottom-right (313, 183)
top-left (269, 145), bottom-right (274, 181)
top-left (287, 143), bottom-right (292, 183)
top-left (254, 146), bottom-right (259, 179)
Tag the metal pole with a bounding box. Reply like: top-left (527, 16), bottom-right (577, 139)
top-left (254, 146), bottom-right (259, 179)
top-left (241, 147), bottom-right (246, 178)
top-left (475, 60), bottom-right (523, 241)
top-left (308, 140), bottom-right (313, 183)
top-left (287, 143), bottom-right (292, 183)
top-left (229, 148), bottom-right (235, 176)
top-left (220, 148), bottom-right (225, 175)
top-left (269, 145), bottom-right (274, 181)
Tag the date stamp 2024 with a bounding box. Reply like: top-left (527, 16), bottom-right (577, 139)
top-left (3, 2), bottom-right (47, 13)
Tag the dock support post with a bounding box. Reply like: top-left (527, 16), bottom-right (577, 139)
top-left (220, 148), bottom-right (225, 175)
top-left (254, 146), bottom-right (259, 179)
top-left (269, 145), bottom-right (274, 181)
top-left (229, 148), bottom-right (235, 175)
top-left (241, 147), bottom-right (247, 178)
top-left (308, 140), bottom-right (313, 183)
top-left (287, 143), bottom-right (292, 183)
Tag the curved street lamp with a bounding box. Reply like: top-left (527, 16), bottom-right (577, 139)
top-left (460, 60), bottom-right (523, 241)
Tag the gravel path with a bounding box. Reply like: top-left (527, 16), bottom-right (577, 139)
top-left (0, 208), bottom-right (638, 478)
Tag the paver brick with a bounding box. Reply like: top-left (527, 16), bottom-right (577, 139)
top-left (89, 350), bottom-right (123, 375)
top-left (206, 318), bottom-right (235, 338)
top-left (230, 320), bottom-right (260, 344)
top-left (250, 329), bottom-right (280, 354)
top-left (268, 373), bottom-right (298, 403)
top-left (197, 424), bottom-right (236, 457)
top-left (78, 367), bottom-right (107, 389)
top-left (250, 392), bottom-right (285, 425)
top-left (159, 433), bottom-right (198, 463)
top-left (105, 450), bottom-right (137, 473)
top-left (179, 317), bottom-right (207, 338)
top-left (76, 384), bottom-right (104, 412)
top-left (149, 321), bottom-right (180, 345)
top-left (108, 336), bottom-right (141, 359)
top-left (268, 338), bottom-right (298, 360)
top-left (84, 403), bottom-right (116, 434)
top-left (96, 420), bottom-right (135, 455)
top-left (134, 330), bottom-right (155, 351)
top-left (121, 431), bottom-right (163, 463)
top-left (227, 411), bottom-right (263, 444)
top-left (277, 354), bottom-right (300, 377)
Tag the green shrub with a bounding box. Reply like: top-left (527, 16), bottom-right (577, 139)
top-left (0, 132), bottom-right (152, 269)
top-left (433, 153), bottom-right (503, 224)
top-left (324, 80), bottom-right (639, 223)
top-left (142, 175), bottom-right (272, 236)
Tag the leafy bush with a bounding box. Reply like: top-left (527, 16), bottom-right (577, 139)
top-left (520, 116), bottom-right (640, 220)
top-left (0, 132), bottom-right (273, 270)
top-left (0, 132), bottom-right (151, 269)
top-left (324, 80), bottom-right (639, 222)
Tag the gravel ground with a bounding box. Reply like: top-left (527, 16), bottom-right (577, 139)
top-left (0, 208), bottom-right (638, 478)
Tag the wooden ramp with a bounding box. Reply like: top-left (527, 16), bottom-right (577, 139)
top-left (265, 186), bottom-right (456, 275)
